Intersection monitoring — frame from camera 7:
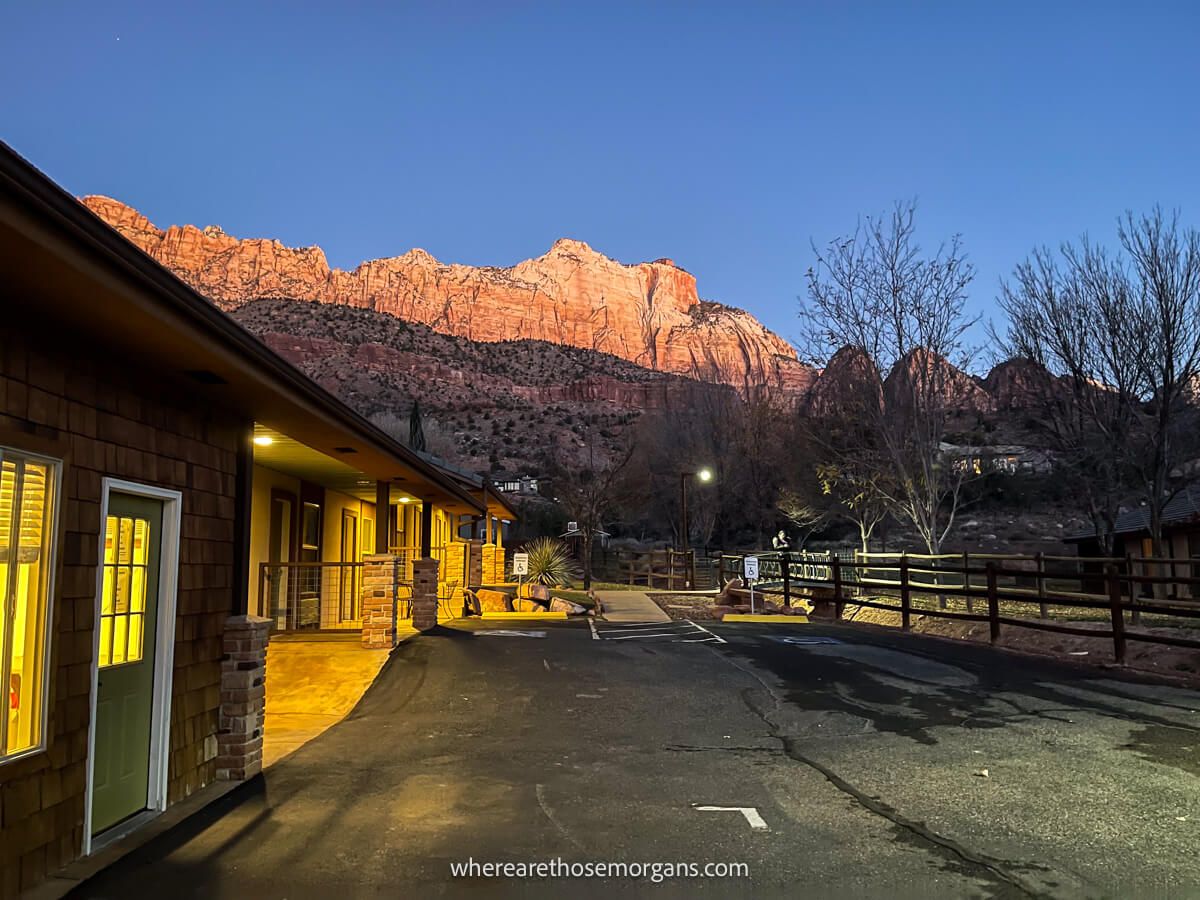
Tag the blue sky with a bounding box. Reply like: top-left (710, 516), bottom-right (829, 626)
top-left (4, 2), bottom-right (1198, 362)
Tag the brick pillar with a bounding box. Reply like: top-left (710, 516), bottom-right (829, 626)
top-left (482, 542), bottom-right (497, 584)
top-left (468, 539), bottom-right (484, 589)
top-left (217, 614), bottom-right (270, 781)
top-left (412, 558), bottom-right (439, 631)
top-left (361, 554), bottom-right (398, 649)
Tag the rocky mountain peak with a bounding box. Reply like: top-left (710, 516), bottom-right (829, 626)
top-left (81, 196), bottom-right (813, 395)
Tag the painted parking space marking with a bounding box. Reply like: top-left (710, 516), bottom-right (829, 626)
top-left (477, 630), bottom-right (547, 638)
top-left (771, 636), bottom-right (842, 646)
top-left (694, 805), bottom-right (769, 831)
top-left (593, 619), bottom-right (725, 644)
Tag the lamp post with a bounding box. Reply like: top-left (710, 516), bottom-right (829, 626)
top-left (679, 467), bottom-right (713, 553)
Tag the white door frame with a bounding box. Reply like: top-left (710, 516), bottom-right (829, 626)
top-left (82, 478), bottom-right (183, 855)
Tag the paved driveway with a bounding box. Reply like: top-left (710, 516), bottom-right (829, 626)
top-left (75, 619), bottom-right (1200, 898)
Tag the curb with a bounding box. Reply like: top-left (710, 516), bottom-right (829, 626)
top-left (721, 614), bottom-right (811, 623)
top-left (478, 611), bottom-right (569, 619)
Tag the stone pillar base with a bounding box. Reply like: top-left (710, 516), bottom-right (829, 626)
top-left (362, 554), bottom-right (399, 649)
top-left (468, 539), bottom-right (484, 589)
top-left (412, 557), bottom-right (439, 631)
top-left (217, 614), bottom-right (270, 781)
top-left (481, 542), bottom-right (499, 584)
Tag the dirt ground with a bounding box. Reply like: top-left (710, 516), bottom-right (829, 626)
top-left (649, 592), bottom-right (725, 620)
top-left (842, 603), bottom-right (1200, 680)
top-left (649, 592), bottom-right (1200, 682)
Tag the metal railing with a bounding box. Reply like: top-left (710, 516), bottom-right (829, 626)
top-left (259, 561), bottom-right (363, 632)
top-left (261, 543), bottom-right (475, 634)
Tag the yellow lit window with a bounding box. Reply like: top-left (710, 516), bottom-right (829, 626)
top-left (1, 449), bottom-right (59, 761)
top-left (99, 515), bottom-right (151, 667)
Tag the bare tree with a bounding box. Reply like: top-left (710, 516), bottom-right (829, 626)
top-left (1123, 209), bottom-right (1200, 554)
top-left (775, 489), bottom-right (828, 550)
top-left (801, 202), bottom-right (978, 554)
top-left (815, 463), bottom-right (890, 554)
top-left (996, 247), bottom-right (1141, 553)
top-left (998, 208), bottom-right (1200, 554)
top-left (553, 435), bottom-right (637, 590)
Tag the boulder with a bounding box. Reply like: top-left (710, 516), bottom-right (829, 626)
top-left (550, 597), bottom-right (587, 615)
top-left (475, 589), bottom-right (512, 612)
top-left (513, 598), bottom-right (548, 612)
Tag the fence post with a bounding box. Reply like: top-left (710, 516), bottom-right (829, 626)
top-left (258, 563), bottom-right (268, 624)
top-left (962, 551), bottom-right (972, 613)
top-left (1106, 563), bottom-right (1127, 664)
top-left (899, 555), bottom-right (911, 631)
top-left (718, 555), bottom-right (726, 588)
top-left (986, 562), bottom-right (1000, 644)
top-left (782, 551), bottom-right (791, 608)
top-left (1036, 552), bottom-right (1048, 619)
top-left (831, 554), bottom-right (844, 619)
top-left (1130, 555), bottom-right (1142, 627)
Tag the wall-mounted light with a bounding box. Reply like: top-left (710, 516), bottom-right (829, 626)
top-left (253, 435), bottom-right (273, 447)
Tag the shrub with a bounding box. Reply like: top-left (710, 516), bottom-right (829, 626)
top-left (518, 536), bottom-right (580, 586)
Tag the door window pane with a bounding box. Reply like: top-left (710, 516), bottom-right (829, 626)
top-left (100, 514), bottom-right (151, 668)
top-left (1, 451), bottom-right (59, 760)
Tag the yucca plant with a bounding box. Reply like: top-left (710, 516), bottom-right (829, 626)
top-left (519, 536), bottom-right (580, 587)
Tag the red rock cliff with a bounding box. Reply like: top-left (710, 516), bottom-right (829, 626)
top-left (82, 196), bottom-right (814, 395)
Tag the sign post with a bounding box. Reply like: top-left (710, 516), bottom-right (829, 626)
top-left (513, 552), bottom-right (529, 594)
top-left (743, 556), bottom-right (759, 614)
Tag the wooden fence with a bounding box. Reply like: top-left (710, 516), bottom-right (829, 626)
top-left (621, 549), bottom-right (696, 589)
top-left (717, 549), bottom-right (1200, 663)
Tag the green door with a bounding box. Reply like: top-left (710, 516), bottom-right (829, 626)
top-left (91, 493), bottom-right (163, 835)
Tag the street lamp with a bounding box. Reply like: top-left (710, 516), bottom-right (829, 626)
top-left (680, 466), bottom-right (714, 554)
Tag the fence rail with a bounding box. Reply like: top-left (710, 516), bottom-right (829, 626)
top-left (716, 549), bottom-right (1200, 662)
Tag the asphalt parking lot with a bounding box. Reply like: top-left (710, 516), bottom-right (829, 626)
top-left (74, 618), bottom-right (1200, 898)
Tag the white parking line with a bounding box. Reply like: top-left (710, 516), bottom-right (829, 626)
top-left (694, 805), bottom-right (769, 831)
top-left (603, 631), bottom-right (685, 640)
top-left (686, 619), bottom-right (727, 644)
top-left (587, 618), bottom-right (599, 641)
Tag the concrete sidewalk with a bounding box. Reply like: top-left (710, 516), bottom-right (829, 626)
top-left (263, 624), bottom-right (420, 767)
top-left (594, 589), bottom-right (670, 623)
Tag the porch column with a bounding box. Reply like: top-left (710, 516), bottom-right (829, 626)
top-left (217, 614), bottom-right (270, 780)
top-left (412, 500), bottom-right (438, 630)
top-left (374, 480), bottom-right (390, 554)
top-left (412, 558), bottom-right (439, 631)
top-left (468, 538), bottom-right (484, 588)
top-left (231, 423), bottom-right (254, 616)
top-left (420, 499), bottom-right (433, 558)
top-left (361, 554), bottom-right (398, 649)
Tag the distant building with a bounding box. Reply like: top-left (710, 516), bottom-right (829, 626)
top-left (492, 472), bottom-right (541, 495)
top-left (939, 443), bottom-right (1053, 476)
top-left (1064, 485), bottom-right (1200, 563)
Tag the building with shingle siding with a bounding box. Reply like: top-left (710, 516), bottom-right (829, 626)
top-left (0, 142), bottom-right (503, 897)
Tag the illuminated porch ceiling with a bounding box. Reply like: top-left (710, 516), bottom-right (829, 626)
top-left (252, 424), bottom-right (421, 505)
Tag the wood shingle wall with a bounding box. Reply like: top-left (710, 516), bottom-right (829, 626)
top-left (0, 325), bottom-right (243, 897)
